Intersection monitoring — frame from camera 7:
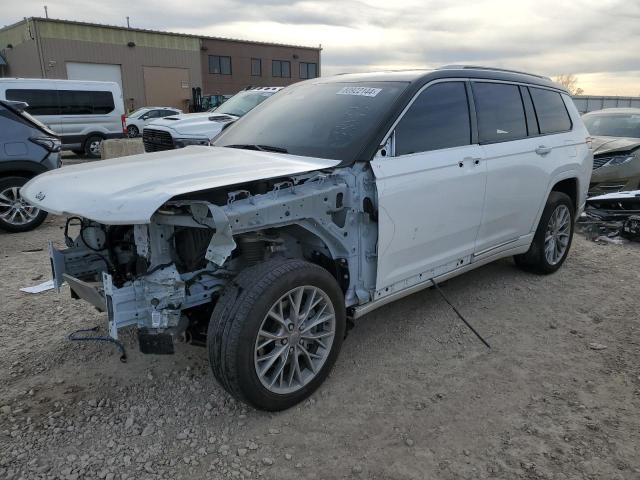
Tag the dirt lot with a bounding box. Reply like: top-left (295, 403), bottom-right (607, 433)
top-left (1, 215), bottom-right (639, 480)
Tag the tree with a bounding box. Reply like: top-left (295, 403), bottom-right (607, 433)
top-left (555, 74), bottom-right (584, 95)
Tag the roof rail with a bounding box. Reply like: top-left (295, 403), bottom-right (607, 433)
top-left (437, 65), bottom-right (551, 80)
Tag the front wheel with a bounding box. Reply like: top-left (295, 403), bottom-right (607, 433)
top-left (208, 259), bottom-right (346, 411)
top-left (0, 176), bottom-right (48, 232)
top-left (514, 191), bottom-right (574, 274)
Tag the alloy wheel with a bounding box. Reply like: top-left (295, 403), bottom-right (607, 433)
top-left (544, 204), bottom-right (571, 265)
top-left (254, 286), bottom-right (336, 394)
top-left (0, 186), bottom-right (40, 226)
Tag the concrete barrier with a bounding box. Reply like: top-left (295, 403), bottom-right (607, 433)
top-left (101, 138), bottom-right (145, 160)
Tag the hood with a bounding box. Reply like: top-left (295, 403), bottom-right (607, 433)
top-left (591, 136), bottom-right (640, 156)
top-left (147, 112), bottom-right (237, 139)
top-left (21, 146), bottom-right (339, 224)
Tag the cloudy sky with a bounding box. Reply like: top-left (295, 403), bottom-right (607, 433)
top-left (2, 0), bottom-right (639, 95)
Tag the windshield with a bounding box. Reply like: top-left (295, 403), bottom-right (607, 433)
top-left (214, 81), bottom-right (408, 161)
top-left (214, 91), bottom-right (276, 117)
top-left (583, 113), bottom-right (640, 138)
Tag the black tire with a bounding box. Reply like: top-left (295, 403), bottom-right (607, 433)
top-left (514, 191), bottom-right (574, 274)
top-left (208, 258), bottom-right (346, 411)
top-left (0, 176), bottom-right (47, 233)
top-left (84, 135), bottom-right (103, 159)
top-left (127, 125), bottom-right (139, 138)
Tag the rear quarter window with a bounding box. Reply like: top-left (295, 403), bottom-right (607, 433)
top-left (529, 87), bottom-right (572, 134)
top-left (472, 82), bottom-right (527, 143)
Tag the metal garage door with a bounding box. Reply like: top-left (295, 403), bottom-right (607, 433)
top-left (143, 66), bottom-right (190, 110)
top-left (66, 62), bottom-right (123, 91)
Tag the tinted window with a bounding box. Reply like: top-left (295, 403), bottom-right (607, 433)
top-left (472, 82), bottom-right (527, 143)
top-left (583, 113), bottom-right (640, 138)
top-left (58, 90), bottom-right (114, 115)
top-left (6, 89), bottom-right (60, 115)
top-left (209, 55), bottom-right (232, 75)
top-left (395, 82), bottom-right (470, 155)
top-left (251, 58), bottom-right (262, 76)
top-left (215, 81), bottom-right (408, 161)
top-left (529, 87), bottom-right (572, 134)
top-left (272, 60), bottom-right (291, 78)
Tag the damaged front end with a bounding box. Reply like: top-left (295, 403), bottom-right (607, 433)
top-left (48, 167), bottom-right (374, 354)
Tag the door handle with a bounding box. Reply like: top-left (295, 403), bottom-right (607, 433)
top-left (463, 156), bottom-right (482, 166)
top-left (535, 145), bottom-right (552, 156)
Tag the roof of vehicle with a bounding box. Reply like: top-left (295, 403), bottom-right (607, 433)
top-left (583, 107), bottom-right (640, 116)
top-left (313, 66), bottom-right (567, 93)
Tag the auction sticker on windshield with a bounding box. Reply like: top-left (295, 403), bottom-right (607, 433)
top-left (336, 86), bottom-right (382, 97)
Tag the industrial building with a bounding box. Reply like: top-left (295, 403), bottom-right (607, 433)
top-left (0, 17), bottom-right (321, 111)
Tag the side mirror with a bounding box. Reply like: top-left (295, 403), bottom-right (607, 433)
top-left (140, 114), bottom-right (149, 120)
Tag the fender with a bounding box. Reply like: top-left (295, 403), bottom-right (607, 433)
top-left (531, 167), bottom-right (581, 232)
top-left (0, 160), bottom-right (48, 177)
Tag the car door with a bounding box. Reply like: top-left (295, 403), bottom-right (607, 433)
top-left (372, 81), bottom-right (487, 291)
top-left (471, 82), bottom-right (568, 255)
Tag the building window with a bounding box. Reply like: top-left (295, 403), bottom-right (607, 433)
top-left (299, 62), bottom-right (318, 79)
top-left (209, 55), bottom-right (232, 75)
top-left (272, 60), bottom-right (291, 78)
top-left (251, 58), bottom-right (262, 76)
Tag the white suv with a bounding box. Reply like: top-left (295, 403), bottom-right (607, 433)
top-left (23, 66), bottom-right (592, 411)
top-left (142, 87), bottom-right (282, 152)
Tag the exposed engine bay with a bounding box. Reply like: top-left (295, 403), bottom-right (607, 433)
top-left (48, 165), bottom-right (379, 353)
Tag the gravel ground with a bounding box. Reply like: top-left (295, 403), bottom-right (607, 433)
top-left (1, 215), bottom-right (639, 480)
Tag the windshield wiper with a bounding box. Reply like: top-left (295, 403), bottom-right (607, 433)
top-left (226, 144), bottom-right (288, 154)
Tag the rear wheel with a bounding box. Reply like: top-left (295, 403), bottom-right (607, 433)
top-left (0, 176), bottom-right (47, 233)
top-left (514, 191), bottom-right (574, 274)
top-left (127, 125), bottom-right (139, 138)
top-left (208, 259), bottom-right (346, 411)
top-left (84, 135), bottom-right (103, 159)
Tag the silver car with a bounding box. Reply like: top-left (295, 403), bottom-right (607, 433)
top-left (583, 108), bottom-right (640, 195)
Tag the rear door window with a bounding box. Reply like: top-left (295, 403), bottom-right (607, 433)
top-left (472, 82), bottom-right (527, 143)
top-left (5, 89), bottom-right (60, 115)
top-left (58, 90), bottom-right (115, 115)
top-left (529, 87), bottom-right (572, 134)
top-left (395, 81), bottom-right (471, 155)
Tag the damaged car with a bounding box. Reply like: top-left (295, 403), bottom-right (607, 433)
top-left (583, 108), bottom-right (640, 195)
top-left (21, 67), bottom-right (592, 410)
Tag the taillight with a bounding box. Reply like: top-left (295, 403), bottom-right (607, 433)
top-left (586, 136), bottom-right (593, 149)
top-left (121, 114), bottom-right (126, 134)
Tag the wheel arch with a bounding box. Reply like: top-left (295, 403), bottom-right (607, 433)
top-left (551, 177), bottom-right (578, 213)
top-left (0, 161), bottom-right (47, 179)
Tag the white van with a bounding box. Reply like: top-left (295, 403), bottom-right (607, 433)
top-left (0, 78), bottom-right (125, 158)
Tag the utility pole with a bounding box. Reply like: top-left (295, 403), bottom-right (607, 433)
top-left (126, 16), bottom-right (130, 28)
top-left (44, 6), bottom-right (49, 18)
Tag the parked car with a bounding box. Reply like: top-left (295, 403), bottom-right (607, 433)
top-left (142, 86), bottom-right (282, 152)
top-left (0, 100), bottom-right (61, 232)
top-left (0, 78), bottom-right (125, 159)
top-left (125, 107), bottom-right (182, 138)
top-left (582, 108), bottom-right (640, 194)
top-left (22, 66), bottom-right (591, 410)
